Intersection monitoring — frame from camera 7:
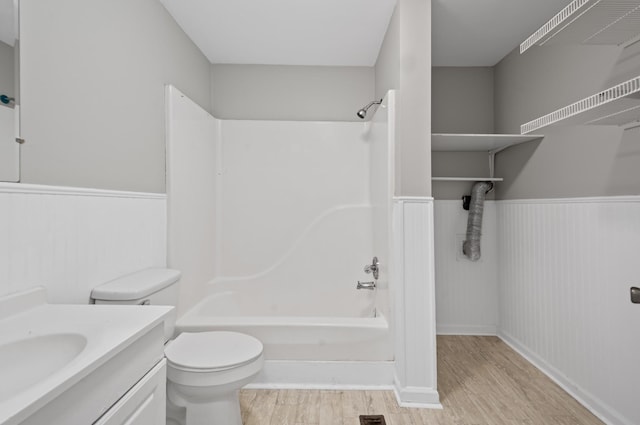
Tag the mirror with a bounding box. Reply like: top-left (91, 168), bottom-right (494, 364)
top-left (0, 0), bottom-right (19, 182)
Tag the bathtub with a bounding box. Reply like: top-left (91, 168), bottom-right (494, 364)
top-left (176, 289), bottom-right (393, 362)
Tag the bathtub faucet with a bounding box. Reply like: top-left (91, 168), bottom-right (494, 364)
top-left (364, 256), bottom-right (380, 280)
top-left (357, 281), bottom-right (376, 290)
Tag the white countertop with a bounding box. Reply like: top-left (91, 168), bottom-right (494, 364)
top-left (0, 287), bottom-right (173, 425)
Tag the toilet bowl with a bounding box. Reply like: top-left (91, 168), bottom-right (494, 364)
top-left (91, 268), bottom-right (264, 425)
top-left (165, 332), bottom-right (264, 425)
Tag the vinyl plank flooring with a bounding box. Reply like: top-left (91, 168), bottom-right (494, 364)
top-left (240, 336), bottom-right (604, 425)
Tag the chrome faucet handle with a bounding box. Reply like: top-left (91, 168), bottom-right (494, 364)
top-left (364, 256), bottom-right (380, 280)
top-left (357, 281), bottom-right (376, 290)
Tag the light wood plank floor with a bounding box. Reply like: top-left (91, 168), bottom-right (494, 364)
top-left (240, 336), bottom-right (603, 425)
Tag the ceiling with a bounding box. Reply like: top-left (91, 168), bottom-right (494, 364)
top-left (2, 0), bottom-right (573, 65)
top-left (432, 0), bottom-right (572, 66)
top-left (159, 0), bottom-right (397, 67)
top-left (160, 0), bottom-right (572, 68)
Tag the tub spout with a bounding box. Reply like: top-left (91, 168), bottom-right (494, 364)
top-left (357, 281), bottom-right (376, 290)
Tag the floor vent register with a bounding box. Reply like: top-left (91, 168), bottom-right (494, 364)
top-left (359, 415), bottom-right (387, 425)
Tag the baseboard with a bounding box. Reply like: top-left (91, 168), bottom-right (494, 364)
top-left (437, 324), bottom-right (497, 336)
top-left (245, 360), bottom-right (395, 390)
top-left (498, 331), bottom-right (633, 425)
top-left (393, 375), bottom-right (442, 409)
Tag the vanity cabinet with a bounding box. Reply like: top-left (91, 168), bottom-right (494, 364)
top-left (95, 360), bottom-right (167, 425)
top-left (16, 322), bottom-right (168, 425)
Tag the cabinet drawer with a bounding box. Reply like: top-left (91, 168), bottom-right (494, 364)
top-left (95, 359), bottom-right (166, 425)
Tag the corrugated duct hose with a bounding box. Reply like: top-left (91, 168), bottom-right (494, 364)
top-left (463, 181), bottom-right (494, 261)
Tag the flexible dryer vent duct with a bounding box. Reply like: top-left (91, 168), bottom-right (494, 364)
top-left (463, 181), bottom-right (493, 261)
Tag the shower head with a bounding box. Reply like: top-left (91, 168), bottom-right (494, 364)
top-left (356, 99), bottom-right (383, 119)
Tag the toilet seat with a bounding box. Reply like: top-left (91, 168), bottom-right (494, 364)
top-left (165, 331), bottom-right (263, 373)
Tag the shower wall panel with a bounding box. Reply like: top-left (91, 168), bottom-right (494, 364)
top-left (497, 197), bottom-right (640, 425)
top-left (368, 92), bottom-right (395, 320)
top-left (214, 120), bottom-right (374, 310)
top-left (166, 86), bottom-right (220, 315)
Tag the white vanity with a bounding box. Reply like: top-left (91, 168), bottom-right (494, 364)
top-left (0, 288), bottom-right (172, 425)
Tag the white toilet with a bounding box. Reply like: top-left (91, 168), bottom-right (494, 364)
top-left (91, 268), bottom-right (263, 425)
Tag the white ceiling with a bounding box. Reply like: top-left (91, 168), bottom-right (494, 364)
top-left (160, 0), bottom-right (572, 68)
top-left (0, 0), bottom-right (16, 47)
top-left (1, 0), bottom-right (572, 65)
top-left (159, 0), bottom-right (397, 67)
top-left (432, 0), bottom-right (572, 66)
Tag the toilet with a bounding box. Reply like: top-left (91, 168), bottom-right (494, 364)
top-left (91, 268), bottom-right (263, 425)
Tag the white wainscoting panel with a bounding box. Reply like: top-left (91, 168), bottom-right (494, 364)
top-left (392, 197), bottom-right (440, 408)
top-left (497, 197), bottom-right (640, 425)
top-left (434, 200), bottom-right (498, 335)
top-left (0, 183), bottom-right (167, 304)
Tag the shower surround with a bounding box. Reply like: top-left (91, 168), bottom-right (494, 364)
top-left (166, 86), bottom-right (397, 387)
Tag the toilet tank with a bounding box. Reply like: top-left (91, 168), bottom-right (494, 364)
top-left (91, 268), bottom-right (181, 340)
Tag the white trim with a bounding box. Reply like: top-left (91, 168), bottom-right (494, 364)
top-left (0, 183), bottom-right (166, 199)
top-left (248, 383), bottom-right (396, 391)
top-left (496, 195), bottom-right (640, 205)
top-left (393, 377), bottom-right (442, 409)
top-left (393, 196), bottom-right (434, 202)
top-left (392, 199), bottom-right (440, 407)
top-left (432, 177), bottom-right (503, 182)
top-left (499, 331), bottom-right (633, 425)
top-left (437, 324), bottom-right (497, 336)
top-left (246, 360), bottom-right (395, 389)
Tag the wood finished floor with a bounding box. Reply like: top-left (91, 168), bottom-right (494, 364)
top-left (239, 336), bottom-right (603, 425)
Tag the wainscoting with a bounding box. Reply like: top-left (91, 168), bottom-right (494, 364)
top-left (435, 196), bottom-right (638, 424)
top-left (497, 197), bottom-right (640, 425)
top-left (434, 200), bottom-right (498, 335)
top-left (0, 183), bottom-right (167, 303)
top-left (392, 197), bottom-right (439, 407)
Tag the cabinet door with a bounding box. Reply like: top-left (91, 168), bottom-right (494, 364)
top-left (94, 359), bottom-right (166, 425)
top-left (0, 105), bottom-right (18, 182)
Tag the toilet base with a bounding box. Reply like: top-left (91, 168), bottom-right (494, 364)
top-left (167, 396), bottom-right (186, 425)
top-left (186, 391), bottom-right (242, 425)
top-left (168, 383), bottom-right (246, 425)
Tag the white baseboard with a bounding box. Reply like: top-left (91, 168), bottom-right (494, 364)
top-left (393, 375), bottom-right (442, 409)
top-left (437, 324), bottom-right (497, 336)
top-left (498, 331), bottom-right (632, 425)
top-left (245, 360), bottom-right (395, 390)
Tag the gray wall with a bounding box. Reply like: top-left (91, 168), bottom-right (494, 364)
top-left (20, 0), bottom-right (212, 193)
top-left (375, 0), bottom-right (432, 197)
top-left (432, 67), bottom-right (493, 134)
top-left (0, 41), bottom-right (14, 99)
top-left (431, 151), bottom-right (495, 200)
top-left (432, 67), bottom-right (494, 200)
top-left (493, 44), bottom-right (640, 199)
top-left (210, 64), bottom-right (374, 121)
top-left (375, 6), bottom-right (400, 102)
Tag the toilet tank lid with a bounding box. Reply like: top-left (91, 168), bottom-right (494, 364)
top-left (91, 268), bottom-right (181, 301)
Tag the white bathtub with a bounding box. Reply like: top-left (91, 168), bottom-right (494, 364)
top-left (176, 290), bottom-right (393, 361)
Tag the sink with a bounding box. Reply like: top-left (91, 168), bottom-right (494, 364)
top-left (0, 287), bottom-right (173, 425)
top-left (0, 334), bottom-right (87, 402)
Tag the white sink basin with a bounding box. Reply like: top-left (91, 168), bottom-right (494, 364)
top-left (0, 333), bottom-right (87, 402)
top-left (0, 287), bottom-right (173, 425)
